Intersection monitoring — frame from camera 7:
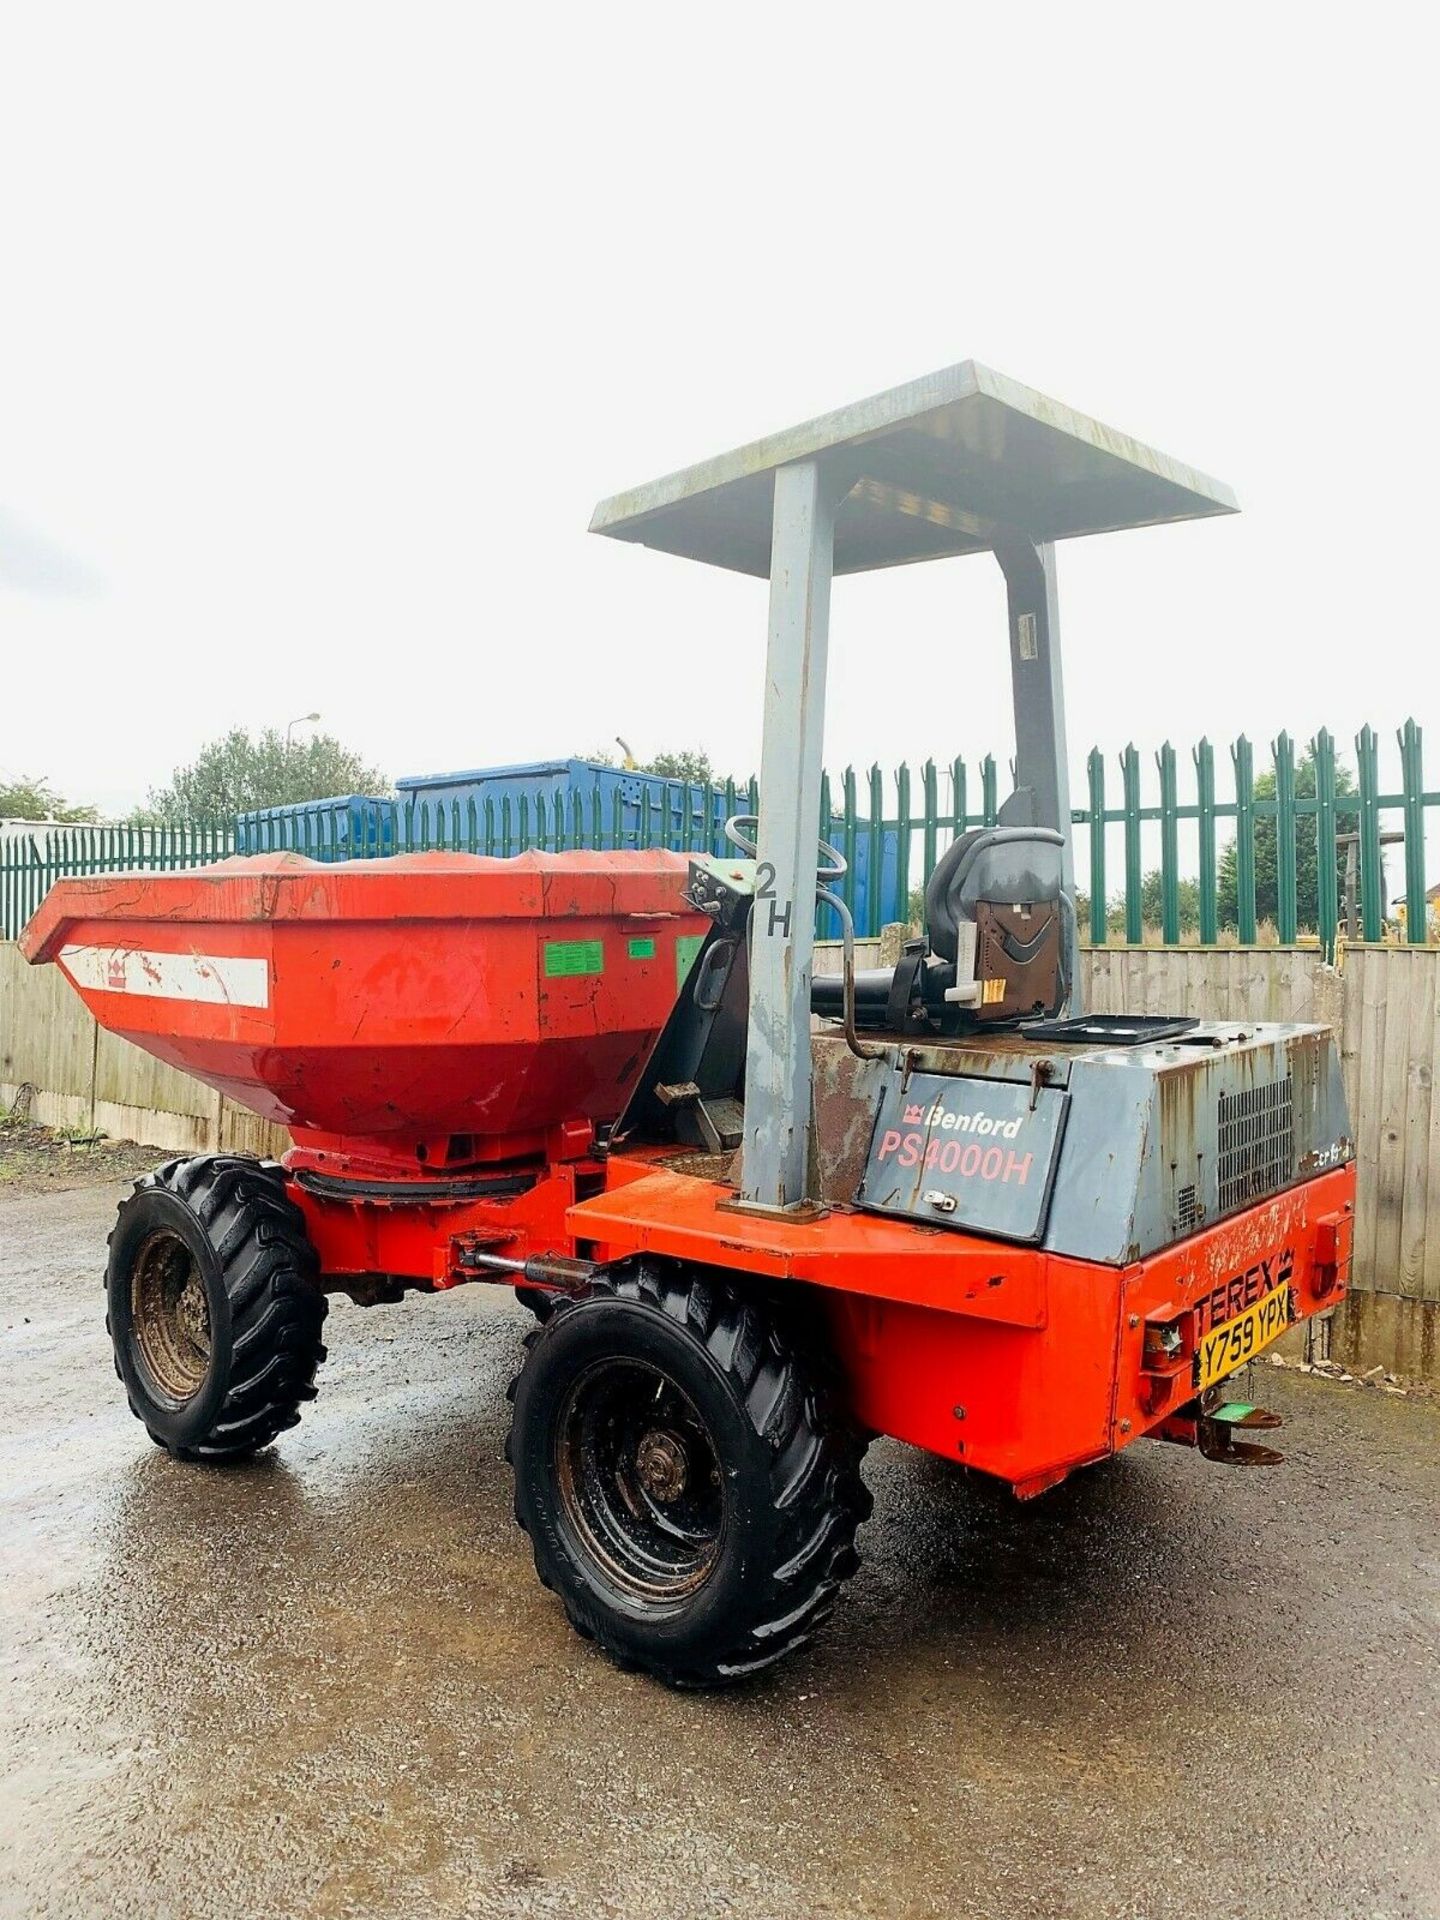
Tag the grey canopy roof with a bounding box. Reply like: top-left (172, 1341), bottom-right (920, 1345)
top-left (590, 359), bottom-right (1237, 577)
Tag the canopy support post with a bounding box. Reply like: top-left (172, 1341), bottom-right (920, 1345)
top-left (737, 459), bottom-right (839, 1212)
top-left (994, 537), bottom-right (1082, 1011)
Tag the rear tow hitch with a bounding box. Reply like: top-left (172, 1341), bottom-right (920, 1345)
top-left (1152, 1400), bottom-right (1285, 1467)
top-left (1199, 1402), bottom-right (1284, 1467)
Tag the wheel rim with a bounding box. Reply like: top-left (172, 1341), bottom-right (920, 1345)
top-left (130, 1229), bottom-right (212, 1403)
top-left (555, 1357), bottom-right (726, 1604)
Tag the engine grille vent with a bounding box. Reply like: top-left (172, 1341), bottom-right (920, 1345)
top-left (1174, 1183), bottom-right (1200, 1234)
top-left (1218, 1077), bottom-right (1295, 1212)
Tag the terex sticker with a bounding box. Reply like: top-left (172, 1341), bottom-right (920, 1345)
top-left (1192, 1246), bottom-right (1295, 1340)
top-left (856, 1071), bottom-right (1069, 1244)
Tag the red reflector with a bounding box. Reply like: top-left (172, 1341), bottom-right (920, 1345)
top-left (1313, 1207), bottom-right (1354, 1295)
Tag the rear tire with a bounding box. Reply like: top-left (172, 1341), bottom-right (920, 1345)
top-left (106, 1155), bottom-right (327, 1462)
top-left (505, 1260), bottom-right (870, 1687)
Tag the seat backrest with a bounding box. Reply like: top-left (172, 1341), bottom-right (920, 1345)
top-left (925, 825), bottom-right (1065, 964)
top-left (924, 790), bottom-right (1072, 1024)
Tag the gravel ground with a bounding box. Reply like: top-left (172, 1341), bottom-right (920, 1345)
top-left (2, 1177), bottom-right (1438, 1920)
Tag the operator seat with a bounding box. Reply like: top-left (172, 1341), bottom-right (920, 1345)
top-left (810, 788), bottom-right (1073, 1033)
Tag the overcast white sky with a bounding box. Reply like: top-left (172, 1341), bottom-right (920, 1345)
top-left (2, 4), bottom-right (1437, 859)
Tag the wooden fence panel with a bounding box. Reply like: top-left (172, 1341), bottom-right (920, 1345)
top-left (0, 953), bottom-right (97, 1131)
top-left (1342, 947), bottom-right (1440, 1309)
top-left (93, 1023), bottom-right (214, 1123)
top-left (1399, 952), bottom-right (1437, 1303)
top-left (1082, 946), bottom-right (1336, 1027)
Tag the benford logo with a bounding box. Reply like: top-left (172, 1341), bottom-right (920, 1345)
top-left (902, 1100), bottom-right (1025, 1140)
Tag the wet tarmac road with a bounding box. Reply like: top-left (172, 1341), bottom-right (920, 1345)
top-left (3, 1179), bottom-right (1438, 1920)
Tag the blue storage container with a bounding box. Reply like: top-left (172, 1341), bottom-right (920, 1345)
top-left (232, 763), bottom-right (900, 932)
top-left (234, 795), bottom-right (395, 860)
top-left (396, 759), bottom-right (897, 933)
top-left (394, 760), bottom-right (732, 856)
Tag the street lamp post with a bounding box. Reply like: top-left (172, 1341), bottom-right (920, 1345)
top-left (286, 712), bottom-right (321, 752)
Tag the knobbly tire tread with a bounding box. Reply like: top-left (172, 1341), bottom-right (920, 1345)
top-left (106, 1154), bottom-right (327, 1462)
top-left (505, 1260), bottom-right (871, 1688)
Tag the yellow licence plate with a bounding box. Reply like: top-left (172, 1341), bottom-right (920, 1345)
top-left (1195, 1280), bottom-right (1292, 1392)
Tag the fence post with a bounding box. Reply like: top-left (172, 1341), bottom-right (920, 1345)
top-left (1232, 734), bottom-right (1257, 943)
top-left (1195, 737), bottom-right (1218, 945)
top-left (818, 771), bottom-right (835, 938)
top-left (895, 761), bottom-right (911, 928)
top-left (1121, 744), bottom-right (1142, 943)
top-left (1312, 728), bottom-right (1339, 961)
top-left (1273, 730), bottom-right (1297, 943)
top-left (1087, 747), bottom-right (1106, 945)
top-left (1356, 724), bottom-right (1382, 940)
top-left (867, 764), bottom-right (884, 937)
top-left (1399, 718), bottom-right (1426, 942)
top-left (1157, 740), bottom-right (1179, 943)
top-left (922, 758), bottom-right (938, 883)
top-left (842, 766), bottom-right (858, 923)
top-left (981, 756), bottom-right (998, 828)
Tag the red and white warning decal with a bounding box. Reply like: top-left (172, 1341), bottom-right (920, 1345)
top-left (59, 944), bottom-right (269, 1009)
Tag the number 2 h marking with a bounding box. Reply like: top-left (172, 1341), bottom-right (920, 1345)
top-left (755, 862), bottom-right (793, 939)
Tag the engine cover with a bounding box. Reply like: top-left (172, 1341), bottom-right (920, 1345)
top-left (816, 1022), bottom-right (1353, 1264)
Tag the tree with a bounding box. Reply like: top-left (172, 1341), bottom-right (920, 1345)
top-left (645, 749), bottom-right (717, 784)
top-left (1216, 749), bottom-right (1356, 932)
top-left (1136, 869), bottom-right (1201, 935)
top-left (582, 745), bottom-right (723, 784)
top-left (143, 728), bottom-right (389, 821)
top-left (1092, 872), bottom-right (1201, 939)
top-left (0, 774), bottom-right (98, 822)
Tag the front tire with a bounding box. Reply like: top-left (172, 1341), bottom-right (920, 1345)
top-left (106, 1155), bottom-right (327, 1461)
top-left (505, 1261), bottom-right (870, 1687)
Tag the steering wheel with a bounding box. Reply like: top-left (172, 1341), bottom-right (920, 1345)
top-left (723, 814), bottom-right (848, 882)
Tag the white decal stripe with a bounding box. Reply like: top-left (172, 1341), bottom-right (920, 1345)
top-left (59, 944), bottom-right (270, 1009)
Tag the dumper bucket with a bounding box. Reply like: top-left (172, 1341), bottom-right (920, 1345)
top-left (21, 851), bottom-right (707, 1177)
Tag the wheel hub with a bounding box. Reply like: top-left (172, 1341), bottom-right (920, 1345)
top-left (634, 1428), bottom-right (688, 1502)
top-left (553, 1357), bottom-right (726, 1603)
top-left (130, 1229), bottom-right (212, 1403)
top-left (175, 1276), bottom-right (210, 1348)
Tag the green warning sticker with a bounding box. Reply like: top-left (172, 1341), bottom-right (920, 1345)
top-left (675, 934), bottom-right (705, 990)
top-left (544, 939), bottom-right (605, 979)
top-left (627, 936), bottom-right (657, 960)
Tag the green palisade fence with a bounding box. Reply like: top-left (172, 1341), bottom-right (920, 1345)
top-left (3, 720), bottom-right (1436, 955)
top-left (0, 821), bottom-right (237, 946)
